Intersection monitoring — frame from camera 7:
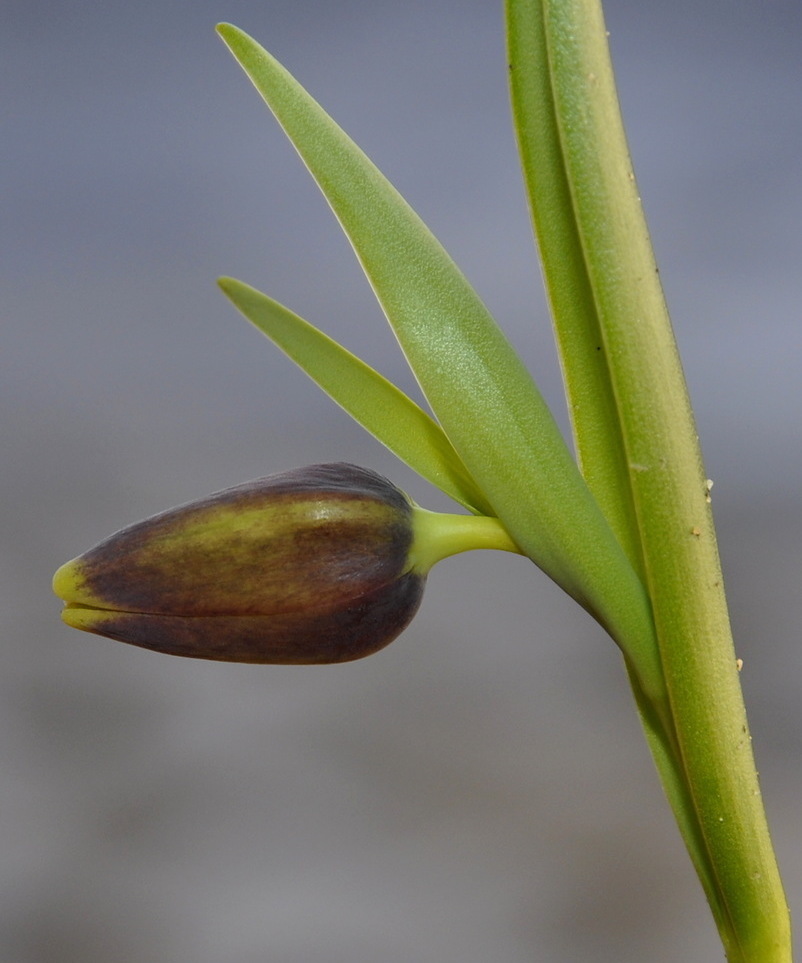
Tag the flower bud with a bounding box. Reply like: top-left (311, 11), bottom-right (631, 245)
top-left (54, 462), bottom-right (520, 664)
top-left (53, 464), bottom-right (430, 664)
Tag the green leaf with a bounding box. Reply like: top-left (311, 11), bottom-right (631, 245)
top-left (505, 0), bottom-right (642, 572)
top-left (216, 22), bottom-right (665, 707)
top-left (218, 276), bottom-right (492, 516)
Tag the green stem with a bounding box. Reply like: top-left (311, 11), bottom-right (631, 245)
top-left (507, 0), bottom-right (791, 958)
top-left (409, 509), bottom-right (523, 574)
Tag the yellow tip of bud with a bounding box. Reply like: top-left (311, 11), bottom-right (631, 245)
top-left (52, 558), bottom-right (84, 603)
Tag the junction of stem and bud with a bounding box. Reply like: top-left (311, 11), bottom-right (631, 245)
top-left (53, 463), bottom-right (519, 664)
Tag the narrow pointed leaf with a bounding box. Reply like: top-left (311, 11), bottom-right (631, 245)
top-left (505, 0), bottom-right (642, 571)
top-left (218, 276), bottom-right (492, 515)
top-left (217, 23), bottom-right (666, 704)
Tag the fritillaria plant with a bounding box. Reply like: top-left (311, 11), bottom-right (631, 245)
top-left (54, 0), bottom-right (791, 959)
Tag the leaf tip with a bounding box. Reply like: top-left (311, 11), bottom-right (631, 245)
top-left (215, 23), bottom-right (252, 58)
top-left (217, 277), bottom-right (252, 305)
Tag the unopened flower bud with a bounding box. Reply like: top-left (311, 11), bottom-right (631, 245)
top-left (53, 463), bottom-right (518, 664)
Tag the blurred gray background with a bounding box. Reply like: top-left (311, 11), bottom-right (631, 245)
top-left (3, 0), bottom-right (801, 960)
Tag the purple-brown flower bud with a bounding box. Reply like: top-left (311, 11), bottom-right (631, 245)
top-left (53, 464), bottom-right (426, 664)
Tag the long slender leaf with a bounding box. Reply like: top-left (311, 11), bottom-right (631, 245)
top-left (216, 23), bottom-right (666, 706)
top-left (218, 276), bottom-right (492, 515)
top-left (505, 0), bottom-right (642, 572)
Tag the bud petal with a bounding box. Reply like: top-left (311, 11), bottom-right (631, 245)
top-left (53, 464), bottom-right (425, 664)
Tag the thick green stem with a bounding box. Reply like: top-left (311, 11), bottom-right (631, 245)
top-left (506, 0), bottom-right (791, 958)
